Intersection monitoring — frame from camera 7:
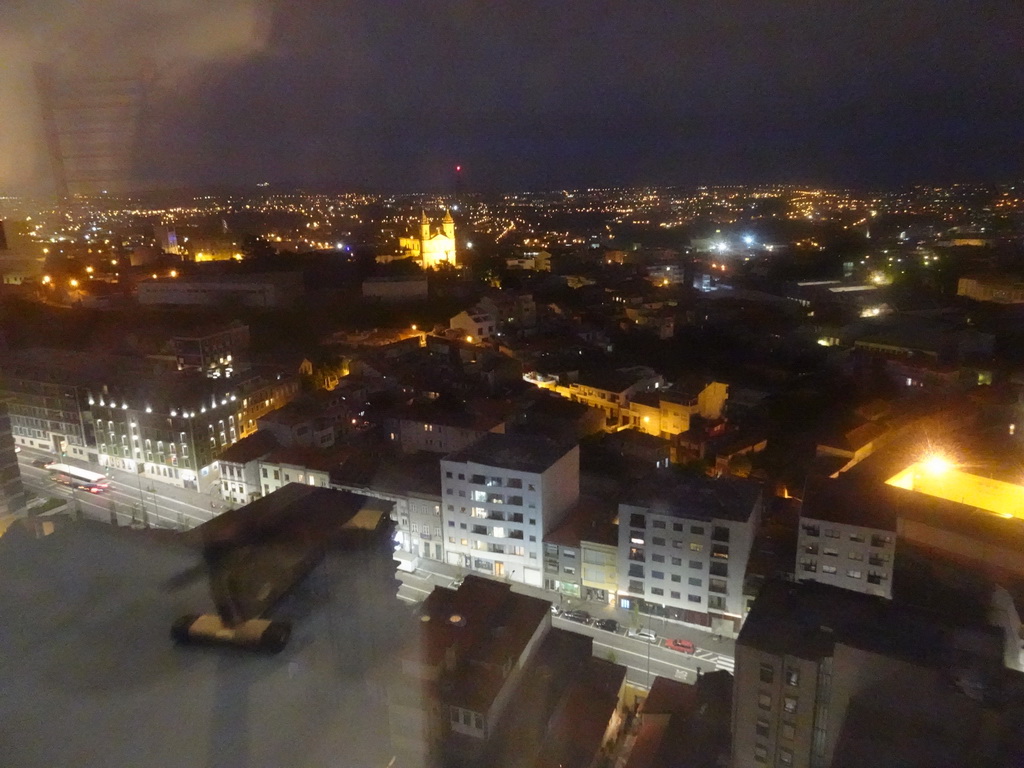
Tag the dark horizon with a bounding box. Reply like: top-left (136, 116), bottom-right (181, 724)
top-left (4, 1), bottom-right (1023, 196)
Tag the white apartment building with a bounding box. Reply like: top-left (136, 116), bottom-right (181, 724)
top-left (616, 473), bottom-right (762, 635)
top-left (441, 433), bottom-right (579, 587)
top-left (796, 479), bottom-right (898, 599)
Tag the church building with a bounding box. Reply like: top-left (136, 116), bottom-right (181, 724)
top-left (399, 210), bottom-right (457, 269)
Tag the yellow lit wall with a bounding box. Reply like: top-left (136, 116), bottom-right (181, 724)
top-left (886, 463), bottom-right (1024, 519)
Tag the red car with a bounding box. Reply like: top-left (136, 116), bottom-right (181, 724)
top-left (666, 638), bottom-right (695, 654)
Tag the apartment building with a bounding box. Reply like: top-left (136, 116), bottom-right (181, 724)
top-left (331, 452), bottom-right (444, 565)
top-left (170, 321), bottom-right (250, 378)
top-left (795, 479), bottom-right (897, 599)
top-left (386, 401), bottom-right (506, 455)
top-left (441, 433), bottom-right (579, 587)
top-left (217, 430), bottom-right (279, 505)
top-left (257, 447), bottom-right (343, 496)
top-left (387, 576), bottom-right (552, 765)
top-left (2, 348), bottom-right (298, 492)
top-left (0, 400), bottom-right (26, 515)
top-left (542, 496), bottom-right (618, 602)
top-left (628, 378), bottom-right (729, 438)
top-left (732, 580), bottom-right (1014, 768)
top-left (617, 473), bottom-right (763, 634)
top-left (563, 368), bottom-right (664, 429)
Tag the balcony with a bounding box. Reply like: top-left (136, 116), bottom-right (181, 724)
top-left (487, 511), bottom-right (505, 521)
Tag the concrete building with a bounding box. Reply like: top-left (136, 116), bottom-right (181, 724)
top-left (386, 401), bottom-right (506, 455)
top-left (543, 496), bottom-right (618, 601)
top-left (732, 580), bottom-right (1020, 768)
top-left (257, 390), bottom-right (355, 450)
top-left (628, 378), bottom-right (729, 438)
top-left (331, 452), bottom-right (444, 566)
top-left (441, 434), bottom-right (580, 587)
top-left (137, 272), bottom-right (304, 308)
top-left (617, 473), bottom-right (763, 634)
top-left (216, 429), bottom-right (279, 505)
top-left (796, 479), bottom-right (897, 599)
top-left (257, 447), bottom-right (345, 497)
top-left (170, 322), bottom-right (250, 378)
top-left (1, 348), bottom-right (298, 492)
top-left (387, 576), bottom-right (551, 765)
top-left (477, 292), bottom-right (539, 332)
top-left (563, 368), bottom-right (665, 430)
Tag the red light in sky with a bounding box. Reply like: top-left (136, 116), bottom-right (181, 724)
top-left (455, 165), bottom-right (462, 172)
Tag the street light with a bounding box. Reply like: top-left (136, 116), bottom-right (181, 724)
top-left (922, 454), bottom-right (952, 475)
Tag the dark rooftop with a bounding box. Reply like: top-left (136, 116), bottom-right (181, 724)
top-left (801, 476), bottom-right (898, 532)
top-left (739, 579), bottom-right (993, 667)
top-left (217, 429), bottom-right (280, 465)
top-left (623, 471), bottom-right (762, 524)
top-left (444, 432), bottom-right (576, 474)
top-left (545, 495), bottom-right (619, 548)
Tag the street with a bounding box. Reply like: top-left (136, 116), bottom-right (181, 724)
top-left (16, 446), bottom-right (217, 530)
top-left (396, 554), bottom-right (736, 690)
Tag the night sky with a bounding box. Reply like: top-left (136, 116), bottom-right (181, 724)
top-left (5, 0), bottom-right (1024, 193)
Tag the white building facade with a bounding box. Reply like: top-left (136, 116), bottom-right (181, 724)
top-left (616, 475), bottom-right (762, 635)
top-left (440, 434), bottom-right (579, 588)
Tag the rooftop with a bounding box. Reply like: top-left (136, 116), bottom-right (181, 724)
top-left (623, 471), bottom-right (762, 524)
top-left (545, 495), bottom-right (619, 548)
top-left (444, 432), bottom-right (576, 474)
top-left (738, 579), bottom-right (994, 667)
top-left (801, 476), bottom-right (898, 531)
top-left (413, 575), bottom-right (551, 712)
top-left (218, 430), bottom-right (280, 465)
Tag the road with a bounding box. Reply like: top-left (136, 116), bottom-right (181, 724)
top-left (16, 446), bottom-right (217, 530)
top-left (396, 557), bottom-right (735, 689)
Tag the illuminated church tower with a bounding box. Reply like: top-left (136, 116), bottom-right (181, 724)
top-left (399, 210), bottom-right (457, 269)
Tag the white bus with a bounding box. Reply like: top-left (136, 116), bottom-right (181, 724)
top-left (45, 463), bottom-right (111, 493)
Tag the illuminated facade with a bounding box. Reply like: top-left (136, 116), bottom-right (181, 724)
top-left (399, 210), bottom-right (457, 269)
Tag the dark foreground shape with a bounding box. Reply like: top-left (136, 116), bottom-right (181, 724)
top-left (171, 613), bottom-right (291, 653)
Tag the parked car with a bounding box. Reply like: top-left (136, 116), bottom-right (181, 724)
top-left (665, 638), bottom-right (696, 654)
top-left (550, 605), bottom-right (562, 617)
top-left (563, 610), bottom-right (592, 624)
top-left (450, 576), bottom-right (464, 589)
top-left (626, 627), bottom-right (658, 643)
top-left (31, 458), bottom-right (51, 468)
top-left (593, 618), bottom-right (619, 632)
